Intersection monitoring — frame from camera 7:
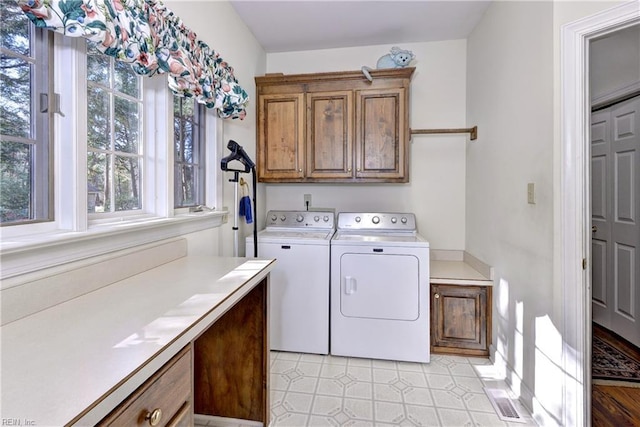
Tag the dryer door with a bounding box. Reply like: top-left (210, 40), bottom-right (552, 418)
top-left (340, 253), bottom-right (419, 321)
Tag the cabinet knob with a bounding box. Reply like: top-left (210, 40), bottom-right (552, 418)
top-left (356, 168), bottom-right (360, 172)
top-left (145, 408), bottom-right (162, 426)
top-left (298, 168), bottom-right (302, 172)
top-left (348, 168), bottom-right (352, 172)
top-left (434, 293), bottom-right (440, 299)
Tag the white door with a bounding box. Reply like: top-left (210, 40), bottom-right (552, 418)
top-left (591, 108), bottom-right (610, 325)
top-left (591, 95), bottom-right (640, 347)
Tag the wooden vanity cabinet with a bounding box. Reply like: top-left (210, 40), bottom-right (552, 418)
top-left (98, 345), bottom-right (193, 427)
top-left (256, 68), bottom-right (414, 183)
top-left (431, 284), bottom-right (492, 356)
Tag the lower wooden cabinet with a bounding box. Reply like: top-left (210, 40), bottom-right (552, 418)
top-left (98, 345), bottom-right (193, 426)
top-left (97, 278), bottom-right (269, 427)
top-left (431, 284), bottom-right (492, 356)
top-left (193, 282), bottom-right (269, 423)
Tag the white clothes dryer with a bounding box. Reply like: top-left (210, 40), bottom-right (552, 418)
top-left (247, 210), bottom-right (334, 354)
top-left (330, 212), bottom-right (430, 363)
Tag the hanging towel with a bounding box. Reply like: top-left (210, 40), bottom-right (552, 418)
top-left (239, 178), bottom-right (253, 224)
top-left (239, 195), bottom-right (253, 224)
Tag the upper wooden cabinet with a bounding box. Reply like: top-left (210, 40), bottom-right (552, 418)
top-left (306, 90), bottom-right (353, 179)
top-left (255, 68), bottom-right (414, 183)
top-left (257, 93), bottom-right (305, 180)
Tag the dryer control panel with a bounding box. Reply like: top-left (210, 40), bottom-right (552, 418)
top-left (337, 212), bottom-right (417, 231)
top-left (266, 210), bottom-right (335, 229)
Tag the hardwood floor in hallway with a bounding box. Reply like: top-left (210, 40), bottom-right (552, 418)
top-left (592, 323), bottom-right (640, 427)
top-left (592, 384), bottom-right (640, 426)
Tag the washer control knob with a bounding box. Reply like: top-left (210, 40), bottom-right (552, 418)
top-left (372, 216), bottom-right (380, 224)
top-left (271, 214), bottom-right (277, 221)
top-left (296, 214), bottom-right (304, 222)
top-left (391, 217), bottom-right (397, 224)
top-left (280, 215), bottom-right (286, 221)
top-left (314, 215), bottom-right (320, 222)
top-left (401, 217), bottom-right (408, 224)
top-left (323, 215), bottom-right (330, 222)
top-left (355, 216), bottom-right (361, 223)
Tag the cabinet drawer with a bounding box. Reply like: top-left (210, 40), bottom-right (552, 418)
top-left (99, 346), bottom-right (192, 427)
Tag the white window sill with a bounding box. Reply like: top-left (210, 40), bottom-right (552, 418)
top-left (0, 210), bottom-right (228, 280)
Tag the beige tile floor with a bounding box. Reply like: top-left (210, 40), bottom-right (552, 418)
top-left (267, 351), bottom-right (537, 427)
top-left (195, 351), bottom-right (538, 427)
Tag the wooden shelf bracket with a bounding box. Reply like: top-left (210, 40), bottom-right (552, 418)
top-left (411, 126), bottom-right (478, 141)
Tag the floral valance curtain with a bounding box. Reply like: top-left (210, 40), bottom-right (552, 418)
top-left (16, 0), bottom-right (249, 119)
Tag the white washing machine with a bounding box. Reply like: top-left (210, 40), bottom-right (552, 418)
top-left (330, 212), bottom-right (430, 363)
top-left (247, 210), bottom-right (334, 354)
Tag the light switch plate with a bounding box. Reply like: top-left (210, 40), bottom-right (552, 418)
top-left (527, 183), bottom-right (535, 204)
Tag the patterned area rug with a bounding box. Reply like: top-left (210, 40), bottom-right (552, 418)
top-left (592, 334), bottom-right (640, 383)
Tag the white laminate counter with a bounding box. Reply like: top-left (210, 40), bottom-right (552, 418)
top-left (0, 256), bottom-right (275, 426)
top-left (430, 260), bottom-right (493, 286)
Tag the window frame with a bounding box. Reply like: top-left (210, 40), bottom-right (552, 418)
top-left (0, 9), bottom-right (54, 226)
top-left (86, 42), bottom-right (145, 217)
top-left (173, 96), bottom-right (207, 209)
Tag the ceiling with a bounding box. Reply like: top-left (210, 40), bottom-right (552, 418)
top-left (229, 1), bottom-right (492, 53)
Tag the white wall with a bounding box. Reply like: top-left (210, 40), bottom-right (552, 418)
top-left (467, 0), bottom-right (628, 425)
top-left (590, 24), bottom-right (640, 100)
top-left (164, 1), bottom-right (266, 256)
top-left (265, 41), bottom-right (468, 250)
top-left (466, 0), bottom-right (557, 422)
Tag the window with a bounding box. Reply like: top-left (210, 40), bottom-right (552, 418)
top-left (0, 4), bottom-right (52, 225)
top-left (174, 96), bottom-right (206, 208)
top-left (86, 42), bottom-right (143, 214)
top-left (1, 17), bottom-right (225, 275)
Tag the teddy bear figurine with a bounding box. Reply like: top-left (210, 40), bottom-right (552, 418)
top-left (362, 46), bottom-right (415, 82)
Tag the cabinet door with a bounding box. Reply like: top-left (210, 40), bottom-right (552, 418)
top-left (355, 88), bottom-right (407, 180)
top-left (307, 91), bottom-right (353, 179)
top-left (257, 94), bottom-right (305, 181)
top-left (431, 284), bottom-right (490, 356)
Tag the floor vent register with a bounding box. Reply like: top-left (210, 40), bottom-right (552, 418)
top-left (484, 387), bottom-right (528, 423)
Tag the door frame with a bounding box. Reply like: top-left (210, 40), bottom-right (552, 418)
top-left (561, 2), bottom-right (639, 426)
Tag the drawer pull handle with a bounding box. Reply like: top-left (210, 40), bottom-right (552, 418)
top-left (434, 293), bottom-right (440, 299)
top-left (145, 408), bottom-right (162, 426)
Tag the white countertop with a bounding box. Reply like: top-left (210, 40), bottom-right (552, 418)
top-left (0, 256), bottom-right (275, 426)
top-left (430, 260), bottom-right (493, 286)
